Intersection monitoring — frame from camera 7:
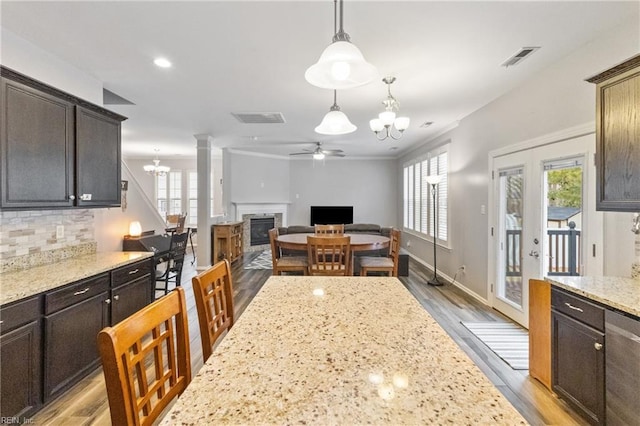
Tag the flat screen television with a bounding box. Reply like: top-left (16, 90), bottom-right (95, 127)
top-left (310, 206), bottom-right (353, 225)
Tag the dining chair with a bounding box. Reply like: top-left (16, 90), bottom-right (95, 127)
top-left (269, 228), bottom-right (308, 275)
top-left (307, 235), bottom-right (351, 276)
top-left (360, 228), bottom-right (401, 277)
top-left (155, 231), bottom-right (189, 296)
top-left (166, 213), bottom-right (187, 234)
top-left (97, 287), bottom-right (191, 426)
top-left (192, 259), bottom-right (235, 362)
top-left (314, 224), bottom-right (345, 235)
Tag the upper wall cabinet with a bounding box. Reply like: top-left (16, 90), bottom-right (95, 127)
top-left (0, 67), bottom-right (126, 210)
top-left (587, 54), bottom-right (640, 211)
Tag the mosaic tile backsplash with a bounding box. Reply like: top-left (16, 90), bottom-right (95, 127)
top-left (0, 209), bottom-right (96, 272)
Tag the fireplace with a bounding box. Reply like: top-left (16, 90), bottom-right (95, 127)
top-left (250, 217), bottom-right (275, 246)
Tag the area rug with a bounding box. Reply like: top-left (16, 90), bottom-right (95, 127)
top-left (461, 321), bottom-right (529, 370)
top-left (244, 250), bottom-right (273, 270)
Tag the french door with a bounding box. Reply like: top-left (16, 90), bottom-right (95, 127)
top-left (489, 134), bottom-right (601, 327)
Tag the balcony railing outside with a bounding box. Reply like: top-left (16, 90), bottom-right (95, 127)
top-left (504, 221), bottom-right (580, 278)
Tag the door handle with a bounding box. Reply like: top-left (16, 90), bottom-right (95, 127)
top-left (528, 250), bottom-right (539, 259)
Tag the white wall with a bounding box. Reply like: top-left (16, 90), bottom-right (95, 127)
top-left (398, 17), bottom-right (640, 299)
top-left (1, 27), bottom-right (103, 104)
top-left (288, 158), bottom-right (397, 227)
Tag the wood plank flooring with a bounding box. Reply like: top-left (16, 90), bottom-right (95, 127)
top-left (32, 253), bottom-right (586, 425)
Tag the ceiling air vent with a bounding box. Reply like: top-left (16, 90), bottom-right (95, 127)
top-left (501, 46), bottom-right (540, 68)
top-left (232, 112), bottom-right (286, 124)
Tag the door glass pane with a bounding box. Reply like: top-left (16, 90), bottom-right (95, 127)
top-left (544, 159), bottom-right (583, 276)
top-left (498, 168), bottom-right (523, 307)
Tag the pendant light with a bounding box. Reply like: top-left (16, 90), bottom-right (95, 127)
top-left (315, 90), bottom-right (357, 135)
top-left (143, 149), bottom-right (170, 176)
top-left (369, 77), bottom-right (410, 141)
top-left (305, 0), bottom-right (377, 90)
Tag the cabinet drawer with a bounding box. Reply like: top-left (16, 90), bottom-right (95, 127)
top-left (0, 296), bottom-right (42, 334)
top-left (45, 273), bottom-right (110, 315)
top-left (111, 259), bottom-right (152, 288)
top-left (552, 288), bottom-right (604, 331)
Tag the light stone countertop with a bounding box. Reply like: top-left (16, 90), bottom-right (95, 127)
top-left (546, 276), bottom-right (640, 317)
top-left (0, 251), bottom-right (154, 306)
top-left (161, 276), bottom-right (527, 425)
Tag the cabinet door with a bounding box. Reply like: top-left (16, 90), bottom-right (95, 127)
top-left (552, 310), bottom-right (605, 425)
top-left (111, 275), bottom-right (152, 325)
top-left (76, 106), bottom-right (121, 207)
top-left (44, 291), bottom-right (109, 401)
top-left (0, 320), bottom-right (42, 418)
top-left (0, 77), bottom-right (75, 208)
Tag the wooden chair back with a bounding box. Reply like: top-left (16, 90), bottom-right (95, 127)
top-left (192, 259), bottom-right (235, 362)
top-left (314, 224), bottom-right (344, 235)
top-left (307, 235), bottom-right (351, 276)
top-left (155, 230), bottom-right (190, 295)
top-left (389, 228), bottom-right (402, 276)
top-left (97, 287), bottom-right (191, 426)
top-left (269, 228), bottom-right (280, 265)
top-left (166, 214), bottom-right (187, 233)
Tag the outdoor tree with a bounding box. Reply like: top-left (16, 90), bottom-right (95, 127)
top-left (548, 168), bottom-right (582, 207)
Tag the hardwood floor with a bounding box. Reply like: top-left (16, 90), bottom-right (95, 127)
top-left (32, 252), bottom-right (586, 425)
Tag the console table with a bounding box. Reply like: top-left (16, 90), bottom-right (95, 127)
top-left (211, 222), bottom-right (243, 264)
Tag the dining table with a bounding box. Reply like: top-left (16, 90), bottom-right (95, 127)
top-left (160, 276), bottom-right (527, 425)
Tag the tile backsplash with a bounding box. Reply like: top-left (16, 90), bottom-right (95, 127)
top-left (0, 209), bottom-right (96, 272)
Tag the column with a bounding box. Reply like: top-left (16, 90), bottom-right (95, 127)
top-left (194, 134), bottom-right (214, 270)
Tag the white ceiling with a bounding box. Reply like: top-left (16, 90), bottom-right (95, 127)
top-left (1, 1), bottom-right (636, 160)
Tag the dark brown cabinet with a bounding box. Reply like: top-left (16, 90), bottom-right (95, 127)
top-left (552, 288), bottom-right (605, 425)
top-left (587, 54), bottom-right (640, 211)
top-left (43, 274), bottom-right (110, 401)
top-left (110, 259), bottom-right (153, 325)
top-left (0, 296), bottom-right (43, 419)
top-left (0, 76), bottom-right (75, 208)
top-left (0, 66), bottom-right (126, 210)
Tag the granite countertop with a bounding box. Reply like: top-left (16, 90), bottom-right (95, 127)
top-left (161, 276), bottom-right (527, 425)
top-left (546, 276), bottom-right (640, 317)
top-left (0, 251), bottom-right (154, 306)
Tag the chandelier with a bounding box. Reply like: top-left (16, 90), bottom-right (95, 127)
top-left (143, 150), bottom-right (170, 176)
top-left (369, 77), bottom-right (410, 141)
top-left (315, 90), bottom-right (357, 135)
top-left (305, 0), bottom-right (377, 90)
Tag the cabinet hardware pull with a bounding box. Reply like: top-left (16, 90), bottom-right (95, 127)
top-left (564, 302), bottom-right (584, 312)
top-left (113, 295), bottom-right (120, 301)
top-left (74, 287), bottom-right (90, 296)
top-left (69, 195), bottom-right (76, 200)
top-left (128, 269), bottom-right (139, 275)
top-left (594, 342), bottom-right (603, 351)
top-left (0, 320), bottom-right (3, 325)
top-left (104, 299), bottom-right (111, 305)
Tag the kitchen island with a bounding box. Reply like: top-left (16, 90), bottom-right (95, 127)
top-left (162, 276), bottom-right (527, 425)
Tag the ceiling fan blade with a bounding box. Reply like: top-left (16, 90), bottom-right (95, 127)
top-left (325, 152), bottom-right (346, 157)
top-left (320, 149), bottom-right (344, 154)
top-left (289, 152), bottom-right (312, 156)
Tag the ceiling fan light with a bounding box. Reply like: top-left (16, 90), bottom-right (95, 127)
top-left (369, 119), bottom-right (384, 132)
top-left (395, 116), bottom-right (410, 131)
top-left (313, 152), bottom-right (326, 160)
top-left (305, 41), bottom-right (378, 90)
top-left (379, 110), bottom-right (396, 127)
top-left (315, 110), bottom-right (357, 135)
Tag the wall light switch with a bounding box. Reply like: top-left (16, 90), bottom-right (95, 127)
top-left (480, 204), bottom-right (486, 215)
top-left (56, 225), bottom-right (64, 239)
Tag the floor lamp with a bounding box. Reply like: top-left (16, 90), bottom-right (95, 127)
top-left (425, 175), bottom-right (443, 286)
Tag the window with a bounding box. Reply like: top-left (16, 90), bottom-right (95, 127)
top-left (156, 171), bottom-right (184, 219)
top-left (188, 172), bottom-right (197, 227)
top-left (403, 147), bottom-right (448, 243)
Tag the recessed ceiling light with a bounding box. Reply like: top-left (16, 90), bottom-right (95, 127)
top-left (153, 57), bottom-right (172, 68)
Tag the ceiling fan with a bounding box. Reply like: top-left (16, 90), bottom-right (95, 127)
top-left (289, 142), bottom-right (345, 160)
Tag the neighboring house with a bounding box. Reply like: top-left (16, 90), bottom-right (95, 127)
top-left (547, 207), bottom-right (581, 229)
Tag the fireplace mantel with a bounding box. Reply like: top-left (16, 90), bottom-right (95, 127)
top-left (233, 202), bottom-right (289, 226)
